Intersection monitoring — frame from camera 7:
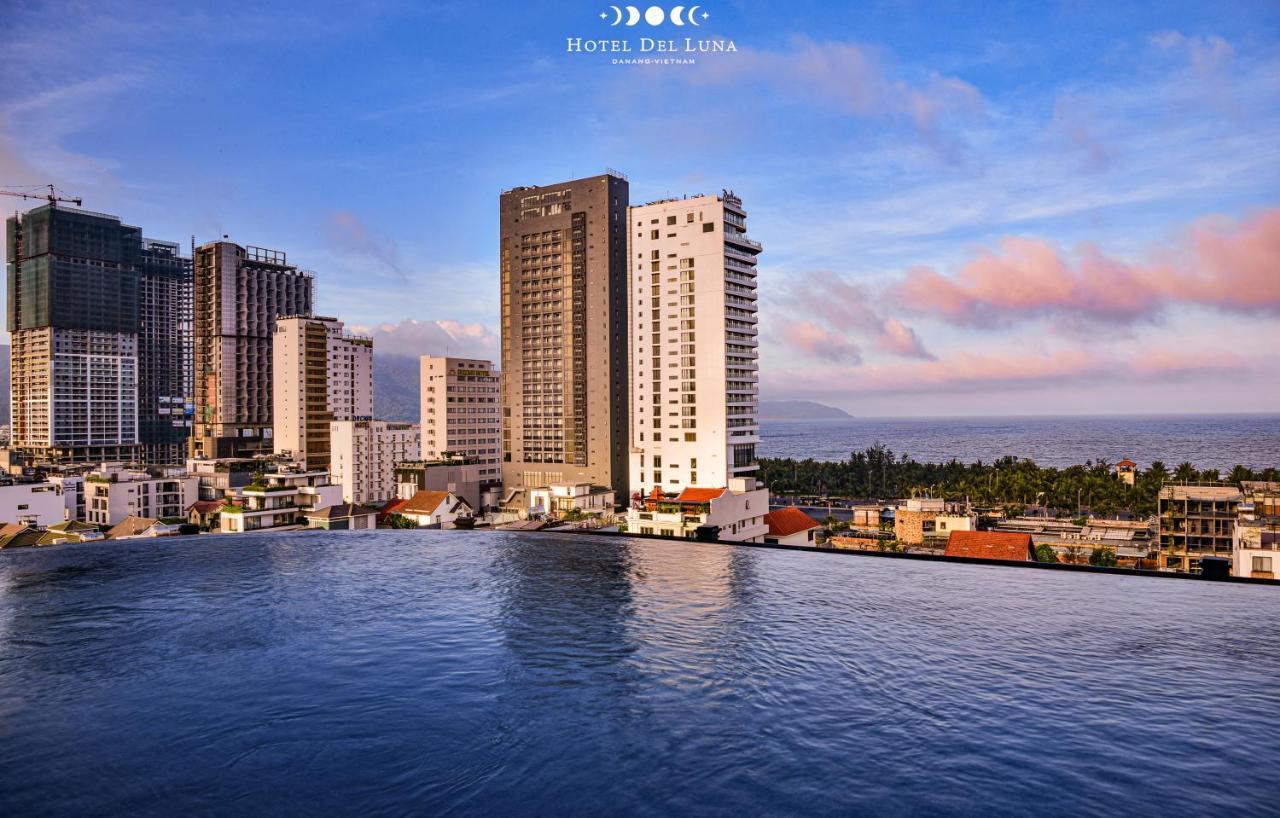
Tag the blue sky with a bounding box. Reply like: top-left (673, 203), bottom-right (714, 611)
top-left (2, 0), bottom-right (1278, 415)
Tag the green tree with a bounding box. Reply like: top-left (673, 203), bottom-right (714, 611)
top-left (384, 513), bottom-right (417, 529)
top-left (1089, 546), bottom-right (1118, 567)
top-left (1034, 543), bottom-right (1059, 563)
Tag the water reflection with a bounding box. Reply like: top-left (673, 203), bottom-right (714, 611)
top-left (1, 531), bottom-right (1278, 816)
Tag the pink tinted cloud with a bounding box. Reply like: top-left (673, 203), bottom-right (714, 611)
top-left (350, 318), bottom-right (497, 358)
top-left (782, 320), bottom-right (862, 363)
top-left (762, 345), bottom-right (1257, 401)
top-left (893, 209), bottom-right (1280, 327)
top-left (781, 271), bottom-right (934, 360)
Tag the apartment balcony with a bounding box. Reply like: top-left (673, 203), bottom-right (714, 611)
top-left (724, 232), bottom-right (763, 252)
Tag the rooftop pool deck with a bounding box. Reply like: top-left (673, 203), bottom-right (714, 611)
top-left (2, 530), bottom-right (1278, 816)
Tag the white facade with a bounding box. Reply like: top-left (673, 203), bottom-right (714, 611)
top-left (529, 482), bottom-right (616, 516)
top-left (0, 480), bottom-right (73, 526)
top-left (10, 327), bottom-right (139, 456)
top-left (626, 192), bottom-right (760, 497)
top-left (419, 356), bottom-right (501, 486)
top-left (399, 490), bottom-right (474, 528)
top-left (626, 478), bottom-right (769, 542)
top-left (273, 316), bottom-right (374, 468)
top-left (219, 467), bottom-right (343, 533)
top-left (83, 464), bottom-right (198, 527)
top-left (329, 420), bottom-right (420, 506)
top-left (1232, 506), bottom-right (1279, 579)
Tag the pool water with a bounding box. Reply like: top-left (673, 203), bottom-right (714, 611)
top-left (1, 530), bottom-right (1277, 816)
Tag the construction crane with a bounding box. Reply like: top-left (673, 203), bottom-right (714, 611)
top-left (4, 186), bottom-right (81, 281)
top-left (0, 184), bottom-right (82, 207)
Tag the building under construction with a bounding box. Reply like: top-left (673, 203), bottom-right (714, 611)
top-left (138, 239), bottom-right (194, 464)
top-left (5, 203), bottom-right (195, 466)
top-left (5, 204), bottom-right (144, 464)
top-left (190, 241), bottom-right (313, 460)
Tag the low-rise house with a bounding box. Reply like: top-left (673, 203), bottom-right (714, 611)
top-left (305, 503), bottom-right (379, 531)
top-left (0, 479), bottom-right (74, 526)
top-left (377, 497), bottom-right (408, 525)
top-left (1233, 518), bottom-right (1279, 579)
top-left (219, 467), bottom-right (344, 534)
top-left (997, 517), bottom-right (1157, 568)
top-left (398, 490), bottom-right (474, 528)
top-left (763, 506), bottom-right (821, 546)
top-left (187, 499), bottom-right (224, 531)
top-left (530, 482), bottom-right (615, 519)
top-left (625, 478), bottom-right (769, 542)
top-left (894, 498), bottom-right (943, 545)
top-left (1232, 488), bottom-right (1280, 579)
top-left (394, 457), bottom-right (498, 512)
top-left (0, 522), bottom-right (43, 549)
top-left (944, 530), bottom-right (1034, 562)
top-left (106, 516), bottom-right (183, 540)
top-left (84, 464), bottom-right (198, 527)
top-left (849, 504), bottom-right (891, 528)
top-left (37, 520), bottom-right (105, 546)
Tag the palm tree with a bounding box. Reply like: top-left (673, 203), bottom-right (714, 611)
top-left (1174, 462), bottom-right (1198, 483)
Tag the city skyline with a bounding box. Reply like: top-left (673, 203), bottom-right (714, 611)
top-left (1, 1), bottom-right (1277, 416)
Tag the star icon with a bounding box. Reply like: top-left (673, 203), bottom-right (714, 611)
top-left (600, 10), bottom-right (608, 18)
top-left (702, 11), bottom-right (709, 19)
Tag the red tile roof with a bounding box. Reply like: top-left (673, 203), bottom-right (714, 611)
top-left (945, 530), bottom-right (1033, 562)
top-left (764, 506), bottom-right (821, 537)
top-left (378, 498), bottom-right (408, 519)
top-left (675, 487), bottom-right (726, 503)
top-left (402, 490), bottom-right (472, 515)
top-left (1116, 459), bottom-right (1137, 468)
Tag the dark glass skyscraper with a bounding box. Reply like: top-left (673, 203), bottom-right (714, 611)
top-left (138, 239), bottom-right (193, 465)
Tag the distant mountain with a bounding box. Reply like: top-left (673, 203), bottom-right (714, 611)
top-left (0, 345), bottom-right (8, 424)
top-left (373, 353), bottom-right (420, 422)
top-left (759, 400), bottom-right (852, 420)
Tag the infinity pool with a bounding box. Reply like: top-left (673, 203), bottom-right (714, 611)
top-left (1, 530), bottom-right (1277, 816)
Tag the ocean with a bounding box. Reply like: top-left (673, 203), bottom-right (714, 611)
top-left (759, 414), bottom-right (1280, 471)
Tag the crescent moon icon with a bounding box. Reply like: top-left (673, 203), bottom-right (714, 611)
top-left (687, 5), bottom-right (702, 26)
top-left (624, 5), bottom-right (641, 25)
top-left (609, 5), bottom-right (623, 25)
top-left (670, 5), bottom-right (686, 25)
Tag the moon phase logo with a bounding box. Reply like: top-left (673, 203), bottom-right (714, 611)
top-left (604, 5), bottom-right (706, 26)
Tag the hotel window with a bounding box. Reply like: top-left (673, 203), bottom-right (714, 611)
top-left (687, 213), bottom-right (694, 223)
top-left (667, 216), bottom-right (676, 225)
top-left (1253, 556), bottom-right (1273, 573)
top-left (703, 222), bottom-right (715, 232)
top-left (651, 229), bottom-right (659, 239)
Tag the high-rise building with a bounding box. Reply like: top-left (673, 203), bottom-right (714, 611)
top-left (191, 241), bottom-right (312, 460)
top-left (626, 191), bottom-right (762, 497)
top-left (272, 316), bottom-right (373, 470)
top-left (6, 204), bottom-right (142, 464)
top-left (419, 355), bottom-right (501, 488)
top-left (137, 239), bottom-right (193, 464)
top-left (498, 173), bottom-right (630, 508)
top-left (329, 419), bottom-right (420, 505)
top-left (622, 191), bottom-right (767, 543)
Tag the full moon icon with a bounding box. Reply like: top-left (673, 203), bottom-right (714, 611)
top-left (644, 6), bottom-right (665, 25)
